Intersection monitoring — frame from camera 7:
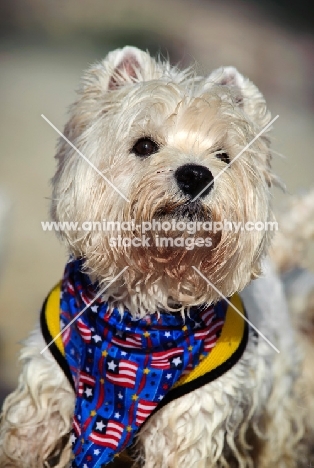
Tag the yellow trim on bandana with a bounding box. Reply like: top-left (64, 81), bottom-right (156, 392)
top-left (45, 281), bottom-right (64, 356)
top-left (44, 284), bottom-right (246, 388)
top-left (42, 284), bottom-right (247, 463)
top-left (174, 293), bottom-right (245, 387)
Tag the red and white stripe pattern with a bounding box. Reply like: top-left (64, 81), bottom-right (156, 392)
top-left (89, 419), bottom-right (124, 449)
top-left (203, 335), bottom-right (217, 353)
top-left (106, 360), bottom-right (138, 388)
top-left (181, 362), bottom-right (194, 377)
top-left (194, 307), bottom-right (224, 343)
top-left (111, 333), bottom-right (142, 349)
top-left (76, 318), bottom-right (92, 343)
top-left (62, 325), bottom-right (71, 346)
top-left (81, 288), bottom-right (96, 306)
top-left (135, 400), bottom-right (158, 426)
top-left (78, 380), bottom-right (84, 397)
top-left (194, 306), bottom-right (215, 340)
top-left (150, 348), bottom-right (184, 369)
top-left (72, 415), bottom-right (81, 436)
top-left (66, 282), bottom-right (75, 296)
top-left (78, 371), bottom-right (96, 396)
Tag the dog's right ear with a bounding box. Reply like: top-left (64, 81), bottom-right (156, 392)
top-left (86, 46), bottom-right (159, 93)
top-left (78, 47), bottom-right (159, 96)
top-left (55, 48), bottom-right (154, 146)
top-left (106, 47), bottom-right (147, 90)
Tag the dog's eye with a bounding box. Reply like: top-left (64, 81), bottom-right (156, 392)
top-left (132, 138), bottom-right (159, 157)
top-left (215, 151), bottom-right (230, 164)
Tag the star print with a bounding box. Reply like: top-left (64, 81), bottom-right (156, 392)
top-left (107, 360), bottom-right (117, 371)
top-left (121, 351), bottom-right (127, 356)
top-left (86, 367), bottom-right (90, 372)
top-left (118, 392), bottom-right (123, 399)
top-left (83, 464), bottom-right (88, 468)
top-left (91, 305), bottom-right (98, 313)
top-left (166, 373), bottom-right (172, 379)
top-left (172, 356), bottom-right (182, 367)
top-left (85, 387), bottom-right (93, 397)
top-left (116, 330), bottom-right (124, 337)
top-left (94, 449), bottom-right (100, 455)
top-left (90, 327), bottom-right (95, 332)
top-left (88, 348), bottom-right (92, 353)
top-left (164, 331), bottom-right (171, 337)
top-left (158, 395), bottom-right (163, 400)
top-left (114, 412), bottom-right (121, 418)
top-left (92, 334), bottom-right (101, 343)
top-left (96, 420), bottom-right (105, 431)
top-left (70, 433), bottom-right (76, 445)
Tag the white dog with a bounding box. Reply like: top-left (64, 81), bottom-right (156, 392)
top-left (0, 47), bottom-right (312, 467)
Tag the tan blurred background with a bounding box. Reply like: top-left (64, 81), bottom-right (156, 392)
top-left (0, 0), bottom-right (313, 400)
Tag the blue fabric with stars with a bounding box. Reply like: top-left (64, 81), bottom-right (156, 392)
top-left (60, 259), bottom-right (226, 467)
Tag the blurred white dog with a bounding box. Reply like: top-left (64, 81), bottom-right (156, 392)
top-left (0, 47), bottom-right (312, 467)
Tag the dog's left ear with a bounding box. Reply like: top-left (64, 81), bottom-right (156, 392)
top-left (206, 66), bottom-right (270, 128)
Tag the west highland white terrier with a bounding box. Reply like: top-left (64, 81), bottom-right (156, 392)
top-left (0, 46), bottom-right (313, 468)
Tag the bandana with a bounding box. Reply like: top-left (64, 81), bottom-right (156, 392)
top-left (41, 259), bottom-right (248, 467)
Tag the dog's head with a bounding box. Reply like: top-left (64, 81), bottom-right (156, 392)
top-left (51, 46), bottom-right (276, 316)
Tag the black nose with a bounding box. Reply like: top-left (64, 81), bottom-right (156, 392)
top-left (175, 164), bottom-right (214, 198)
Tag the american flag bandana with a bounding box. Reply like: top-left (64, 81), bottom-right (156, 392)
top-left (60, 259), bottom-right (227, 467)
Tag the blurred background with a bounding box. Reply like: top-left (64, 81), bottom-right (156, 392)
top-left (0, 0), bottom-right (313, 402)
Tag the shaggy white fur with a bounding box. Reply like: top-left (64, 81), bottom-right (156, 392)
top-left (126, 260), bottom-right (309, 468)
top-left (50, 47), bottom-right (275, 317)
top-left (0, 47), bottom-right (312, 467)
top-left (0, 327), bottom-right (73, 467)
top-left (0, 264), bottom-right (309, 467)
